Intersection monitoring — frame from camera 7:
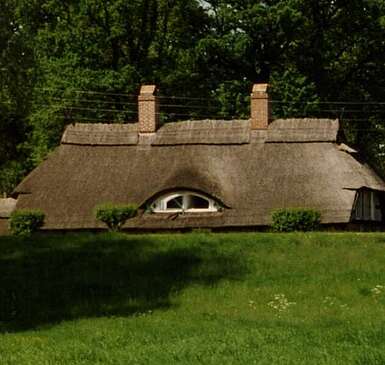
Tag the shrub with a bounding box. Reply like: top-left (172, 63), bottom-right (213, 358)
top-left (271, 208), bottom-right (321, 232)
top-left (9, 209), bottom-right (45, 237)
top-left (95, 203), bottom-right (138, 231)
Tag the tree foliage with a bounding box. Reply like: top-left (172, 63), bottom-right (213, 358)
top-left (1, 0), bottom-right (385, 194)
top-left (0, 0), bottom-right (35, 193)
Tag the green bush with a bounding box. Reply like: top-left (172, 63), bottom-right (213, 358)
top-left (271, 208), bottom-right (321, 232)
top-left (9, 209), bottom-right (45, 237)
top-left (95, 203), bottom-right (138, 231)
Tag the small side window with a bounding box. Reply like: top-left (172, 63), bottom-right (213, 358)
top-left (353, 190), bottom-right (382, 221)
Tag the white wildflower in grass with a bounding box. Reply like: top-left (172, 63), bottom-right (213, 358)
top-left (248, 300), bottom-right (256, 310)
top-left (370, 285), bottom-right (384, 297)
top-left (323, 296), bottom-right (349, 311)
top-left (267, 294), bottom-right (296, 315)
top-left (323, 296), bottom-right (336, 307)
top-left (134, 310), bottom-right (153, 318)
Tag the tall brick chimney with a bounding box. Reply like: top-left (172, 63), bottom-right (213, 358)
top-left (250, 83), bottom-right (271, 129)
top-left (138, 84), bottom-right (159, 133)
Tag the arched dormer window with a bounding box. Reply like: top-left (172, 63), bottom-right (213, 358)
top-left (150, 191), bottom-right (220, 213)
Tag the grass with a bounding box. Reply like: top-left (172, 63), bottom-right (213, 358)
top-left (0, 232), bottom-right (385, 364)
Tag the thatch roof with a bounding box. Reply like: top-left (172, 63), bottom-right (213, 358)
top-left (267, 119), bottom-right (338, 142)
top-left (60, 118), bottom-right (339, 146)
top-left (0, 198), bottom-right (16, 218)
top-left (152, 119), bottom-right (250, 145)
top-left (62, 123), bottom-right (138, 145)
top-left (13, 118), bottom-right (385, 230)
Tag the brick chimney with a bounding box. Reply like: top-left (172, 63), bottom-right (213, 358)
top-left (138, 85), bottom-right (159, 133)
top-left (250, 83), bottom-right (272, 129)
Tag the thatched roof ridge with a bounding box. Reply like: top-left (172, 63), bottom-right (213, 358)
top-left (60, 118), bottom-right (338, 147)
top-left (62, 123), bottom-right (138, 145)
top-left (0, 198), bottom-right (16, 218)
top-left (152, 119), bottom-right (250, 145)
top-left (267, 118), bottom-right (338, 142)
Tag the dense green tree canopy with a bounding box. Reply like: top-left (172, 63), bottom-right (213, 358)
top-left (1, 0), bottom-right (385, 194)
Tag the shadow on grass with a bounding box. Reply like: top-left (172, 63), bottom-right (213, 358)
top-left (0, 233), bottom-right (246, 332)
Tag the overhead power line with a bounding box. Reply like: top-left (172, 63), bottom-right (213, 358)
top-left (35, 87), bottom-right (138, 98)
top-left (48, 97), bottom-right (138, 106)
top-left (57, 116), bottom-right (126, 122)
top-left (35, 87), bottom-right (385, 105)
top-left (271, 100), bottom-right (385, 105)
top-left (35, 99), bottom-right (385, 113)
top-left (32, 88), bottom-right (385, 108)
top-left (158, 95), bottom-right (219, 101)
top-left (29, 104), bottom-right (385, 123)
top-left (48, 104), bottom-right (138, 114)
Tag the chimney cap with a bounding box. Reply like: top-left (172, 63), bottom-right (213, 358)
top-left (252, 83), bottom-right (270, 94)
top-left (140, 84), bottom-right (157, 95)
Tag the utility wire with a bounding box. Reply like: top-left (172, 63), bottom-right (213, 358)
top-left (30, 90), bottom-right (385, 107)
top-left (35, 87), bottom-right (385, 105)
top-left (48, 97), bottom-right (138, 106)
top-left (22, 99), bottom-right (385, 120)
top-left (4, 95), bottom-right (385, 124)
top-left (33, 86), bottom-right (385, 105)
top-left (49, 104), bottom-right (138, 114)
top-left (271, 100), bottom-right (385, 105)
top-left (47, 109), bottom-right (385, 122)
top-left (35, 87), bottom-right (138, 98)
top-left (157, 95), bottom-right (219, 101)
top-left (57, 116), bottom-right (128, 122)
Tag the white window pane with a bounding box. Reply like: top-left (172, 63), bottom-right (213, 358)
top-left (166, 196), bottom-right (183, 210)
top-left (186, 195), bottom-right (209, 209)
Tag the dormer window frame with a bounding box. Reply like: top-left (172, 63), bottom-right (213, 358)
top-left (150, 190), bottom-right (219, 213)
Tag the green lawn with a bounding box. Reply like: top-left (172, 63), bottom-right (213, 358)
top-left (1, 232), bottom-right (385, 364)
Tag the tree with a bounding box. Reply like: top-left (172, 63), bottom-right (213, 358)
top-left (0, 0), bottom-right (35, 194)
top-left (1, 0), bottom-right (385, 190)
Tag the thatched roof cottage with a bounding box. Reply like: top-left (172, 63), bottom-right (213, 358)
top-left (12, 84), bottom-right (385, 230)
